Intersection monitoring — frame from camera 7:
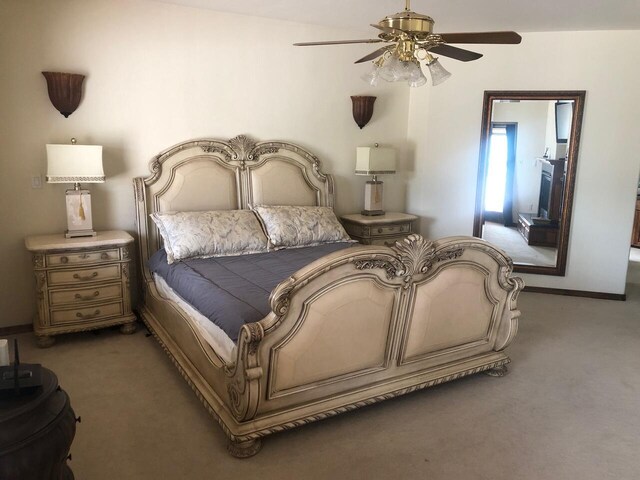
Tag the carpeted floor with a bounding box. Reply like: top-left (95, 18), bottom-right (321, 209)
top-left (482, 222), bottom-right (557, 266)
top-left (6, 258), bottom-right (640, 480)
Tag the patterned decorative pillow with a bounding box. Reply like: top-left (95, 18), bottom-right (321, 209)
top-left (150, 210), bottom-right (268, 264)
top-left (252, 205), bottom-right (354, 249)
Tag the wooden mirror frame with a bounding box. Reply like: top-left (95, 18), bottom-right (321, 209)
top-left (473, 90), bottom-right (586, 276)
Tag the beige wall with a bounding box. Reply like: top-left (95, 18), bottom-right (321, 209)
top-left (0, 0), bottom-right (410, 328)
top-left (407, 31), bottom-right (640, 294)
top-left (3, 2), bottom-right (638, 328)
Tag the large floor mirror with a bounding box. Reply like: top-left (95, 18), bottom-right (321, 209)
top-left (473, 91), bottom-right (586, 276)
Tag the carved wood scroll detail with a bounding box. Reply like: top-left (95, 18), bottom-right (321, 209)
top-left (269, 277), bottom-right (296, 317)
top-left (354, 235), bottom-right (464, 281)
top-left (35, 272), bottom-right (47, 300)
top-left (199, 135), bottom-right (281, 169)
top-left (225, 321), bottom-right (264, 421)
top-left (201, 145), bottom-right (231, 159)
top-left (354, 259), bottom-right (399, 281)
top-left (32, 253), bottom-right (45, 269)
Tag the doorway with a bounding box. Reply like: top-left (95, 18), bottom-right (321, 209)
top-left (483, 122), bottom-right (517, 226)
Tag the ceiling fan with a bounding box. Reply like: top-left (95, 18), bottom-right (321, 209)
top-left (294, 0), bottom-right (521, 87)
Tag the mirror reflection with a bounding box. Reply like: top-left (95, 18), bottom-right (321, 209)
top-left (474, 91), bottom-right (585, 276)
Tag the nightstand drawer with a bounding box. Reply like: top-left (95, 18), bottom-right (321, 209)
top-left (49, 284), bottom-right (122, 307)
top-left (48, 265), bottom-right (121, 286)
top-left (371, 224), bottom-right (410, 237)
top-left (46, 248), bottom-right (120, 267)
top-left (50, 301), bottom-right (124, 326)
top-left (370, 236), bottom-right (407, 247)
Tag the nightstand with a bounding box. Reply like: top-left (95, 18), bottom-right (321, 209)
top-left (340, 212), bottom-right (418, 246)
top-left (25, 230), bottom-right (137, 347)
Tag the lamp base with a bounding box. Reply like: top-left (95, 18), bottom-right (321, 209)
top-left (65, 229), bottom-right (97, 239)
top-left (65, 188), bottom-right (95, 238)
top-left (361, 209), bottom-right (385, 216)
top-left (363, 180), bottom-right (385, 216)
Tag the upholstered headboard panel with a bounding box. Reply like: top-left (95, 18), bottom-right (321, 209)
top-left (133, 135), bottom-right (335, 272)
top-left (248, 158), bottom-right (318, 206)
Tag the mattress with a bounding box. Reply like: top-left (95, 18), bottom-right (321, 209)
top-left (153, 272), bottom-right (237, 363)
top-left (148, 242), bottom-right (354, 344)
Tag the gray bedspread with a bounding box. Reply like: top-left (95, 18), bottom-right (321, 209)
top-left (148, 243), bottom-right (354, 342)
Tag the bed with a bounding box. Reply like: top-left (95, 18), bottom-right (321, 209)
top-left (133, 135), bottom-right (524, 457)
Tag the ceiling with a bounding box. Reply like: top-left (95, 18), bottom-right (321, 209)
top-left (152, 0), bottom-right (640, 33)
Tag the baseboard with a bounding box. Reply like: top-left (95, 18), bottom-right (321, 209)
top-left (0, 324), bottom-right (33, 336)
top-left (523, 286), bottom-right (626, 301)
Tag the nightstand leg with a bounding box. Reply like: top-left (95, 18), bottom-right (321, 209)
top-left (119, 322), bottom-right (137, 335)
top-left (36, 335), bottom-right (55, 348)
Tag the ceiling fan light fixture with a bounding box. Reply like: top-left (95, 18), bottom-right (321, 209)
top-left (361, 64), bottom-right (380, 86)
top-left (425, 55), bottom-right (452, 86)
top-left (295, 1), bottom-right (521, 89)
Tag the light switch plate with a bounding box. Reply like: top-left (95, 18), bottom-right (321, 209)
top-left (31, 175), bottom-right (42, 189)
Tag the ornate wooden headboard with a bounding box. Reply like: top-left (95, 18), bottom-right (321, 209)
top-left (133, 135), bottom-right (335, 269)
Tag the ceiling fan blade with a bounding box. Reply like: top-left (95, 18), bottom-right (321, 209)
top-left (354, 45), bottom-right (392, 64)
top-left (438, 31), bottom-right (522, 44)
top-left (429, 44), bottom-right (483, 62)
top-left (294, 39), bottom-right (383, 46)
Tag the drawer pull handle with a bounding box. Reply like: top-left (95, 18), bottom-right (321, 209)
top-left (101, 252), bottom-right (110, 260)
top-left (76, 309), bottom-right (101, 319)
top-left (73, 272), bottom-right (99, 281)
top-left (60, 256), bottom-right (69, 264)
top-left (378, 228), bottom-right (383, 233)
top-left (75, 291), bottom-right (100, 301)
top-left (79, 253), bottom-right (89, 259)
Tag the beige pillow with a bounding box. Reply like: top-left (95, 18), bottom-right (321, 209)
top-left (150, 210), bottom-right (268, 264)
top-left (252, 205), bottom-right (353, 249)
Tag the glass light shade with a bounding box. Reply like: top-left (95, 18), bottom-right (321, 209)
top-left (426, 58), bottom-right (452, 86)
top-left (408, 65), bottom-right (428, 87)
top-left (379, 56), bottom-right (400, 82)
top-left (360, 65), bottom-right (380, 86)
top-left (355, 146), bottom-right (397, 175)
top-left (395, 61), bottom-right (415, 81)
top-left (46, 144), bottom-right (104, 183)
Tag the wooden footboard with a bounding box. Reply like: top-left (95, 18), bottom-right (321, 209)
top-left (223, 235), bottom-right (522, 453)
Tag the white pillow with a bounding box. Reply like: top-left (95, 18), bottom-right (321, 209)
top-left (252, 205), bottom-right (353, 249)
top-left (150, 210), bottom-right (268, 264)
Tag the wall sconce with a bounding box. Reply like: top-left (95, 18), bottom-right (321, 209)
top-left (42, 72), bottom-right (85, 118)
top-left (350, 95), bottom-right (376, 129)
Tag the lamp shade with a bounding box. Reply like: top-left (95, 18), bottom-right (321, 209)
top-left (46, 144), bottom-right (104, 183)
top-left (355, 146), bottom-right (396, 175)
top-left (426, 58), bottom-right (452, 86)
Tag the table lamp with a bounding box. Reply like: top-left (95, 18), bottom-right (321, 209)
top-left (46, 139), bottom-right (104, 238)
top-left (355, 145), bottom-right (396, 216)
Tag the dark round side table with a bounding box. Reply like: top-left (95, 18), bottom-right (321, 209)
top-left (0, 367), bottom-right (77, 479)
